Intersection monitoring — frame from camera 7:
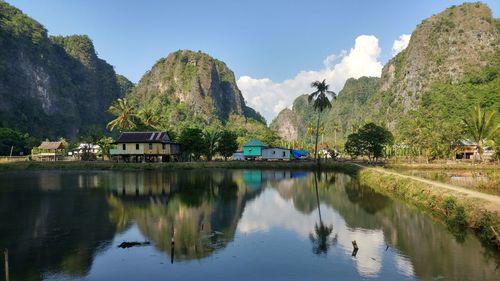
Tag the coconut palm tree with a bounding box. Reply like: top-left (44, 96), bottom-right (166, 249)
top-left (319, 122), bottom-right (325, 145)
top-left (107, 98), bottom-right (137, 131)
top-left (138, 106), bottom-right (161, 129)
top-left (306, 122), bottom-right (315, 144)
top-left (332, 121), bottom-right (339, 147)
top-left (462, 105), bottom-right (498, 161)
top-left (308, 80), bottom-right (335, 166)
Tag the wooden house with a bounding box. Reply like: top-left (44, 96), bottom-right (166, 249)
top-left (33, 141), bottom-right (65, 161)
top-left (262, 147), bottom-right (290, 160)
top-left (243, 138), bottom-right (268, 159)
top-left (110, 132), bottom-right (181, 162)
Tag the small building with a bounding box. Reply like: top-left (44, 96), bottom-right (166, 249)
top-left (72, 143), bottom-right (101, 160)
top-left (243, 138), bottom-right (268, 159)
top-left (110, 132), bottom-right (181, 162)
top-left (454, 140), bottom-right (476, 160)
top-left (232, 151), bottom-right (245, 161)
top-left (33, 141), bottom-right (65, 161)
top-left (262, 147), bottom-right (290, 161)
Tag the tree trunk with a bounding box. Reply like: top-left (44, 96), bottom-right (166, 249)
top-left (314, 112), bottom-right (321, 167)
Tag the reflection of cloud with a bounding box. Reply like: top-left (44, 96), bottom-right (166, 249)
top-left (395, 255), bottom-right (415, 277)
top-left (237, 188), bottom-right (385, 277)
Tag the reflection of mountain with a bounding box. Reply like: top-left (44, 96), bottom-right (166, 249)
top-left (267, 172), bottom-right (500, 280)
top-left (107, 170), bottom-right (267, 261)
top-left (0, 172), bottom-right (116, 281)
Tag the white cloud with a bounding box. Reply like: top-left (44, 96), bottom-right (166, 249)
top-left (237, 35), bottom-right (383, 123)
top-left (391, 34), bottom-right (411, 57)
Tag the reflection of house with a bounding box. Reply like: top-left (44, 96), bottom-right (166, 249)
top-left (110, 132), bottom-right (181, 162)
top-left (262, 148), bottom-right (290, 160)
top-left (33, 141), bottom-right (65, 161)
top-left (243, 138), bottom-right (268, 159)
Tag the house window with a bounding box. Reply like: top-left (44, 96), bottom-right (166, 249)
top-left (273, 151), bottom-right (276, 154)
top-left (149, 143), bottom-right (153, 150)
top-left (162, 143), bottom-right (166, 150)
top-left (136, 144), bottom-right (139, 150)
top-left (122, 144), bottom-right (126, 150)
top-left (283, 151), bottom-right (286, 157)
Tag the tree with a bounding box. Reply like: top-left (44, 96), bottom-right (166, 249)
top-left (178, 127), bottom-right (206, 161)
top-left (344, 123), bottom-right (394, 161)
top-left (107, 98), bottom-right (137, 131)
top-left (0, 128), bottom-right (29, 156)
top-left (332, 121), bottom-right (339, 147)
top-left (218, 130), bottom-right (238, 161)
top-left (202, 127), bottom-right (221, 161)
top-left (138, 106), bottom-right (161, 130)
top-left (97, 136), bottom-right (114, 160)
top-left (462, 105), bottom-right (498, 161)
top-left (308, 80), bottom-right (335, 166)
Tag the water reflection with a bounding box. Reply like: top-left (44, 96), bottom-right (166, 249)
top-left (0, 170), bottom-right (498, 281)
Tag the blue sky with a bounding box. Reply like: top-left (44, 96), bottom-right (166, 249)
top-left (7, 0), bottom-right (500, 121)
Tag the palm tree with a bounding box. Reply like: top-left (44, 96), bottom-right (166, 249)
top-left (308, 80), bottom-right (335, 166)
top-left (319, 122), bottom-right (325, 145)
top-left (332, 121), bottom-right (339, 147)
top-left (309, 172), bottom-right (334, 255)
top-left (107, 98), bottom-right (137, 131)
top-left (462, 105), bottom-right (498, 161)
top-left (306, 122), bottom-right (315, 144)
top-left (138, 107), bottom-right (161, 129)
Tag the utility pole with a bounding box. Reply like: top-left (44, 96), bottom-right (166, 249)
top-left (9, 146), bottom-right (13, 160)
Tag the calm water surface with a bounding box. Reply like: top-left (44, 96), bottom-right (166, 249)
top-left (0, 169), bottom-right (498, 281)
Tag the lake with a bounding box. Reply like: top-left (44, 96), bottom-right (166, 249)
top-left (0, 169), bottom-right (498, 281)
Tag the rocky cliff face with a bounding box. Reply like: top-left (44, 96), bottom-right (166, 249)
top-left (272, 2), bottom-right (499, 143)
top-left (130, 50), bottom-right (265, 124)
top-left (373, 2), bottom-right (499, 126)
top-left (0, 2), bottom-right (131, 138)
top-left (270, 108), bottom-right (299, 141)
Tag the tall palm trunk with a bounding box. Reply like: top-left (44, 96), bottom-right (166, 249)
top-left (314, 112), bottom-right (321, 166)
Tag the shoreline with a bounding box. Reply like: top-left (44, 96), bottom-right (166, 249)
top-left (358, 167), bottom-right (500, 248)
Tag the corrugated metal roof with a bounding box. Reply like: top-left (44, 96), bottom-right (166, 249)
top-left (115, 132), bottom-right (172, 143)
top-left (243, 138), bottom-right (268, 147)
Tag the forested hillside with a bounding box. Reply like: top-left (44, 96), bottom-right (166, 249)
top-left (0, 1), bottom-right (131, 139)
top-left (272, 2), bottom-right (499, 155)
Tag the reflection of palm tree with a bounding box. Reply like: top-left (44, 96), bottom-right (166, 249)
top-left (309, 172), bottom-right (334, 255)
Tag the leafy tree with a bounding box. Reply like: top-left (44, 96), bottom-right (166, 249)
top-left (218, 130), bottom-right (238, 161)
top-left (107, 98), bottom-right (137, 131)
top-left (308, 80), bottom-right (335, 166)
top-left (462, 106), bottom-right (498, 161)
top-left (97, 136), bottom-right (114, 160)
top-left (344, 123), bottom-right (394, 161)
top-left (178, 127), bottom-right (206, 161)
top-left (0, 127), bottom-right (30, 155)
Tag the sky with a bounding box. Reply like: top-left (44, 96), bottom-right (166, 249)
top-left (7, 0), bottom-right (500, 122)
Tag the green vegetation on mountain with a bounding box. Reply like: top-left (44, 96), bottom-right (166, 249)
top-left (272, 2), bottom-right (499, 159)
top-left (107, 49), bottom-right (273, 148)
top-left (0, 1), bottom-right (131, 139)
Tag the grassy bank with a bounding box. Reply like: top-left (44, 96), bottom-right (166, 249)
top-left (385, 162), bottom-right (500, 171)
top-left (359, 168), bottom-right (500, 248)
top-left (0, 160), bottom-right (362, 174)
